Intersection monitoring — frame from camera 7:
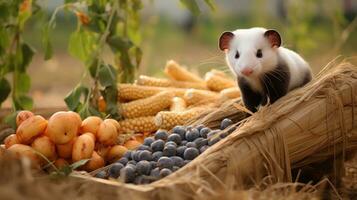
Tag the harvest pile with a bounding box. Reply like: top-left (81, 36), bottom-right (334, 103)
top-left (93, 118), bottom-right (235, 184)
top-left (116, 60), bottom-right (240, 132)
top-left (1, 110), bottom-right (148, 172)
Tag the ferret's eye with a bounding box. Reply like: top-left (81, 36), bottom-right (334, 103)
top-left (235, 51), bottom-right (240, 59)
top-left (256, 49), bottom-right (263, 58)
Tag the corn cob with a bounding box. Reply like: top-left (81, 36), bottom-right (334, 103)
top-left (170, 97), bottom-right (187, 112)
top-left (164, 60), bottom-right (204, 83)
top-left (121, 91), bottom-right (174, 118)
top-left (118, 116), bottom-right (157, 133)
top-left (219, 87), bottom-right (241, 99)
top-left (205, 71), bottom-right (235, 92)
top-left (136, 75), bottom-right (207, 90)
top-left (118, 84), bottom-right (186, 101)
top-left (209, 69), bottom-right (228, 78)
top-left (183, 89), bottom-right (219, 106)
top-left (155, 107), bottom-right (207, 130)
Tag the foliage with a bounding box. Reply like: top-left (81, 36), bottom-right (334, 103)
top-left (0, 0), bottom-right (41, 111)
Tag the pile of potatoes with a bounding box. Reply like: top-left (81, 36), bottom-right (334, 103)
top-left (1, 110), bottom-right (144, 172)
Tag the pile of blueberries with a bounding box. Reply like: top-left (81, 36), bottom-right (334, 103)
top-left (95, 118), bottom-right (235, 184)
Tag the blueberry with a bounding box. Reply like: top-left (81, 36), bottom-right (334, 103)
top-left (220, 118), bottom-right (233, 130)
top-left (150, 161), bottom-right (157, 169)
top-left (136, 160), bottom-right (152, 175)
top-left (167, 133), bottom-right (182, 145)
top-left (151, 139), bottom-right (165, 152)
top-left (108, 163), bottom-right (124, 178)
top-left (185, 128), bottom-right (199, 142)
top-left (137, 145), bottom-right (151, 151)
top-left (172, 166), bottom-right (180, 172)
top-left (132, 150), bottom-right (142, 161)
top-left (207, 130), bottom-right (220, 138)
top-left (123, 150), bottom-right (132, 159)
top-left (150, 167), bottom-right (160, 177)
top-left (159, 168), bottom-right (172, 177)
top-left (152, 151), bottom-right (163, 161)
top-left (172, 126), bottom-right (186, 139)
top-left (196, 124), bottom-right (205, 132)
top-left (158, 156), bottom-right (174, 169)
top-left (120, 166), bottom-right (136, 183)
top-left (170, 156), bottom-right (184, 167)
top-left (208, 137), bottom-right (220, 146)
top-left (194, 138), bottom-right (207, 149)
top-left (200, 127), bottom-right (211, 138)
top-left (143, 137), bottom-right (155, 146)
top-left (199, 145), bottom-right (209, 153)
top-left (186, 142), bottom-right (197, 148)
top-left (183, 147), bottom-right (199, 160)
top-left (163, 145), bottom-right (176, 157)
top-left (154, 130), bottom-right (168, 141)
top-left (95, 171), bottom-right (108, 179)
top-left (117, 157), bottom-right (128, 165)
top-left (165, 141), bottom-right (177, 147)
top-left (139, 150), bottom-right (152, 161)
top-left (181, 140), bottom-right (188, 146)
top-left (176, 146), bottom-right (187, 157)
top-left (220, 132), bottom-right (229, 139)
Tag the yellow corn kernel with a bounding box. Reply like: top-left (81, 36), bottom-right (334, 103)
top-left (170, 97), bottom-right (187, 112)
top-left (164, 60), bottom-right (204, 83)
top-left (155, 108), bottom-right (207, 130)
top-left (118, 116), bottom-right (157, 133)
top-left (219, 87), bottom-right (241, 99)
top-left (136, 75), bottom-right (207, 90)
top-left (121, 91), bottom-right (174, 118)
top-left (205, 72), bottom-right (235, 91)
top-left (183, 89), bottom-right (219, 106)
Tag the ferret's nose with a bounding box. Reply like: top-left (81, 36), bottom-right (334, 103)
top-left (241, 68), bottom-right (253, 76)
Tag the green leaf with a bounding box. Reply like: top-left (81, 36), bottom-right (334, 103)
top-left (70, 159), bottom-right (90, 170)
top-left (16, 73), bottom-right (31, 93)
top-left (204, 0), bottom-right (216, 11)
top-left (42, 25), bottom-right (53, 60)
top-left (98, 64), bottom-right (116, 87)
top-left (4, 112), bottom-right (17, 129)
top-left (68, 29), bottom-right (98, 64)
top-left (134, 47), bottom-right (142, 68)
top-left (64, 85), bottom-right (89, 111)
top-left (107, 36), bottom-right (133, 52)
top-left (14, 95), bottom-right (33, 110)
top-left (20, 43), bottom-right (35, 71)
top-left (0, 78), bottom-right (11, 105)
top-left (88, 59), bottom-right (99, 78)
top-left (101, 86), bottom-right (119, 119)
top-left (180, 0), bottom-right (200, 16)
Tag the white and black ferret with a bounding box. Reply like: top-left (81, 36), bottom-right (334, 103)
top-left (219, 27), bottom-right (312, 112)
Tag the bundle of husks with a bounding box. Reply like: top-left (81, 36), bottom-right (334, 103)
top-left (67, 60), bottom-right (357, 199)
top-left (116, 60), bottom-right (240, 134)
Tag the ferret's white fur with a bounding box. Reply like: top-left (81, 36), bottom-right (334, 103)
top-left (225, 27), bottom-right (311, 92)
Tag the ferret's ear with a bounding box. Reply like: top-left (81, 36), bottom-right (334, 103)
top-left (264, 29), bottom-right (281, 48)
top-left (219, 31), bottom-right (234, 51)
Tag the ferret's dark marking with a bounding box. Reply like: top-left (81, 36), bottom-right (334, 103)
top-left (237, 63), bottom-right (290, 113)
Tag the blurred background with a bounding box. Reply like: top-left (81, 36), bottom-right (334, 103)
top-left (6, 0), bottom-right (356, 108)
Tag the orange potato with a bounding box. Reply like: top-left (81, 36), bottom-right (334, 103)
top-left (4, 134), bottom-right (19, 149)
top-left (72, 134), bottom-right (95, 162)
top-left (54, 158), bottom-right (69, 169)
top-left (104, 119), bottom-right (120, 132)
top-left (7, 144), bottom-right (40, 166)
top-left (56, 138), bottom-right (76, 159)
top-left (124, 140), bottom-right (141, 150)
top-left (97, 121), bottom-right (118, 146)
top-left (16, 110), bottom-right (34, 127)
top-left (47, 111), bottom-right (81, 144)
top-left (83, 151), bottom-right (105, 171)
top-left (98, 96), bottom-right (107, 112)
top-left (80, 116), bottom-right (103, 135)
top-left (133, 134), bottom-right (144, 144)
top-left (106, 145), bottom-right (128, 163)
top-left (16, 115), bottom-right (48, 144)
top-left (82, 132), bottom-right (96, 142)
top-left (31, 136), bottom-right (57, 161)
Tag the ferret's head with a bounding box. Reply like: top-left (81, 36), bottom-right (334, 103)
top-left (219, 27), bottom-right (281, 79)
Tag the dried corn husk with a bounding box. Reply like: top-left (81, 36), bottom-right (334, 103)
top-left (164, 60), bottom-right (204, 83)
top-left (170, 97), bottom-right (187, 112)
